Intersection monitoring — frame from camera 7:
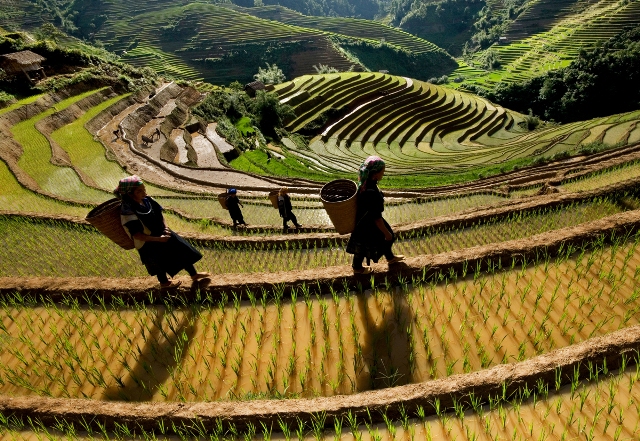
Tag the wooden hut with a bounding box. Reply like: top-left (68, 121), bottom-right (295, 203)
top-left (0, 50), bottom-right (46, 82)
top-left (244, 80), bottom-right (266, 98)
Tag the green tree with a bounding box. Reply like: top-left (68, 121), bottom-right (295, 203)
top-left (251, 90), bottom-right (295, 138)
top-left (253, 63), bottom-right (286, 85)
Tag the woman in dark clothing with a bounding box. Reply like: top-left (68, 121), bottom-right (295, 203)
top-left (278, 187), bottom-right (301, 232)
top-left (115, 176), bottom-right (210, 289)
top-left (346, 156), bottom-right (404, 274)
top-left (226, 188), bottom-right (247, 227)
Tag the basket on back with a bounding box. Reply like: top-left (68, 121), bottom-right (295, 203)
top-left (218, 192), bottom-right (229, 210)
top-left (320, 179), bottom-right (357, 234)
top-left (268, 190), bottom-right (280, 209)
top-left (86, 198), bottom-right (135, 250)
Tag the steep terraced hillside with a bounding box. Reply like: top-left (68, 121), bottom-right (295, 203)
top-left (2, 74), bottom-right (640, 440)
top-left (238, 73), bottom-right (640, 184)
top-left (1, 1), bottom-right (453, 85)
top-left (230, 4), bottom-right (446, 55)
top-left (454, 0), bottom-right (640, 88)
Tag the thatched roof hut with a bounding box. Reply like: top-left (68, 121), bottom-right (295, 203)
top-left (244, 80), bottom-right (266, 98)
top-left (0, 50), bottom-right (46, 81)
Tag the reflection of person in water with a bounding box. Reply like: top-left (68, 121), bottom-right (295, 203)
top-left (346, 156), bottom-right (404, 275)
top-left (115, 175), bottom-right (210, 289)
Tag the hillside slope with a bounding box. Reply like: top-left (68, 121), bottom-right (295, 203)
top-left (224, 72), bottom-right (640, 186)
top-left (454, 0), bottom-right (640, 89)
top-left (0, 0), bottom-right (455, 85)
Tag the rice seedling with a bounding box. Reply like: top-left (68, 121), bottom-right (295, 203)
top-left (0, 194), bottom-right (627, 278)
top-left (1, 229), bottom-right (639, 402)
top-left (11, 88), bottom-right (113, 202)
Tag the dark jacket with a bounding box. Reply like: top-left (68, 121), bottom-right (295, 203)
top-left (277, 194), bottom-right (293, 218)
top-left (122, 197), bottom-right (202, 277)
top-left (346, 180), bottom-right (394, 262)
top-left (226, 195), bottom-right (243, 219)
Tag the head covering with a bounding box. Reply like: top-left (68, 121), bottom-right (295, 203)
top-left (114, 175), bottom-right (143, 198)
top-left (357, 156), bottom-right (385, 192)
top-left (228, 188), bottom-right (237, 194)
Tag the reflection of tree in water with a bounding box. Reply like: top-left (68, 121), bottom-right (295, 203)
top-left (354, 288), bottom-right (416, 391)
top-left (102, 306), bottom-right (197, 401)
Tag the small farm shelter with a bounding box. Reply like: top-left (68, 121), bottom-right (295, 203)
top-left (244, 80), bottom-right (266, 97)
top-left (0, 50), bottom-right (46, 81)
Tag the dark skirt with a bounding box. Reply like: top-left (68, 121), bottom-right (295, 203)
top-left (138, 232), bottom-right (202, 277)
top-left (229, 206), bottom-right (244, 221)
top-left (346, 218), bottom-right (395, 263)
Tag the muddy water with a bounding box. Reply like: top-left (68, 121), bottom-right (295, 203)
top-left (1, 237), bottom-right (640, 401)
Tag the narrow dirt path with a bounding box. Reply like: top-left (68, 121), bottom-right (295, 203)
top-left (2, 208), bottom-right (638, 300)
top-left (0, 326), bottom-right (637, 431)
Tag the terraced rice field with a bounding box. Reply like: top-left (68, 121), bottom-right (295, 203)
top-left (49, 1), bottom-right (448, 85)
top-left (2, 80), bottom-right (640, 440)
top-left (454, 0), bottom-right (640, 88)
top-left (2, 231), bottom-right (640, 401)
top-left (264, 73), bottom-right (640, 178)
top-left (232, 4), bottom-right (445, 55)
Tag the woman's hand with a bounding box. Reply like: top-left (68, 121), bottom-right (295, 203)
top-left (375, 218), bottom-right (393, 241)
top-left (132, 232), bottom-right (171, 243)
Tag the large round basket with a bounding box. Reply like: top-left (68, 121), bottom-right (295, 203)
top-left (320, 179), bottom-right (358, 234)
top-left (86, 199), bottom-right (135, 250)
top-left (218, 192), bottom-right (229, 210)
top-left (268, 190), bottom-right (280, 209)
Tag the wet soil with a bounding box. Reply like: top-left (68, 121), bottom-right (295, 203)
top-left (0, 325), bottom-right (638, 432)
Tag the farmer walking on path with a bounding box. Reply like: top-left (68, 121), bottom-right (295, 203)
top-left (346, 156), bottom-right (404, 274)
top-left (115, 175), bottom-right (210, 289)
top-left (226, 188), bottom-right (247, 227)
top-left (278, 187), bottom-right (301, 232)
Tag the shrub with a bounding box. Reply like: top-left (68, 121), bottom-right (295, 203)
top-left (251, 90), bottom-right (295, 138)
top-left (313, 63), bottom-right (339, 74)
top-left (254, 63), bottom-right (286, 85)
top-left (523, 111), bottom-right (541, 131)
top-left (478, 49), bottom-right (501, 70)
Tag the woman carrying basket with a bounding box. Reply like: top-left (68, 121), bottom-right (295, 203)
top-left (115, 176), bottom-right (210, 289)
top-left (226, 188), bottom-right (247, 227)
top-left (346, 156), bottom-right (404, 274)
top-left (278, 187), bottom-right (301, 232)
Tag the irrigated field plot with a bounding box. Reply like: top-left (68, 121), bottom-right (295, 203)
top-left (2, 230), bottom-right (639, 402)
top-left (234, 73), bottom-right (640, 184)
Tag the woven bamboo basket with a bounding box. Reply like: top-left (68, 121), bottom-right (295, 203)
top-left (86, 199), bottom-right (135, 250)
top-left (320, 179), bottom-right (357, 234)
top-left (218, 192), bottom-right (229, 210)
top-left (268, 190), bottom-right (280, 209)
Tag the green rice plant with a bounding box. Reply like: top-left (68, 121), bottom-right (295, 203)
top-left (50, 93), bottom-right (133, 190)
top-left (12, 88), bottom-right (112, 202)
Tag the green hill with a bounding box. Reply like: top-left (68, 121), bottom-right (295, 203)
top-left (452, 0), bottom-right (640, 90)
top-left (228, 72), bottom-right (640, 187)
top-left (0, 0), bottom-right (455, 85)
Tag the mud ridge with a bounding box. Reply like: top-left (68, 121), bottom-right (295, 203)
top-left (1, 175), bottom-right (638, 249)
top-left (1, 208), bottom-right (639, 302)
top-left (0, 326), bottom-right (638, 432)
